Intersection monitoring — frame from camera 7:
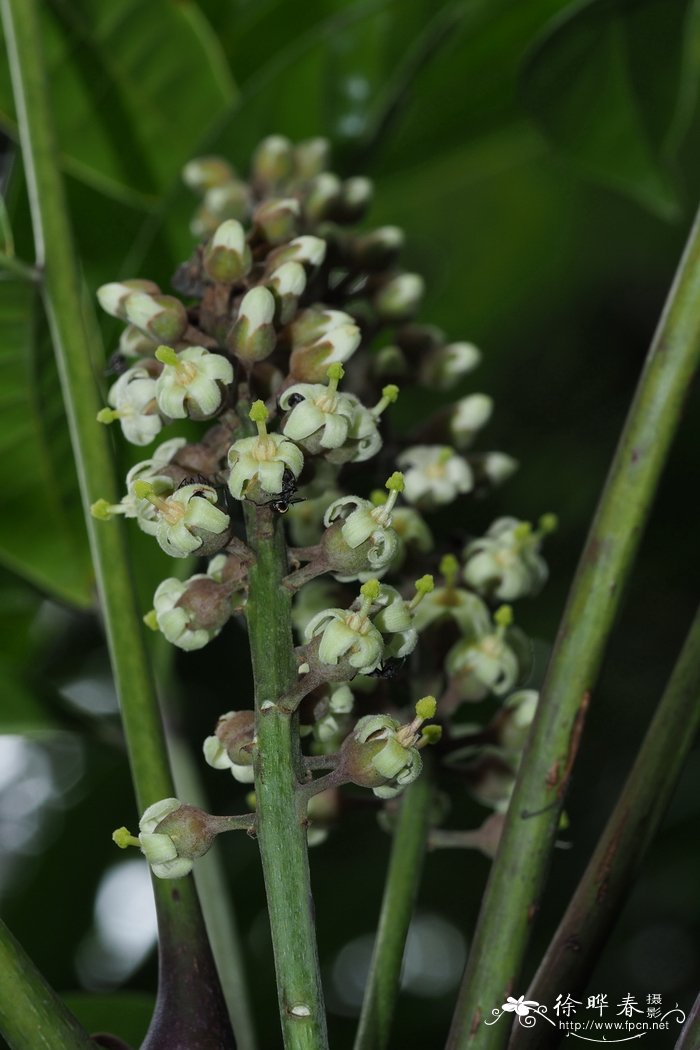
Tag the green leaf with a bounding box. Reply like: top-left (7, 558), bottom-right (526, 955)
top-left (62, 992), bottom-right (155, 1048)
top-left (0, 0), bottom-right (236, 205)
top-left (0, 279), bottom-right (93, 607)
top-left (520, 0), bottom-right (689, 218)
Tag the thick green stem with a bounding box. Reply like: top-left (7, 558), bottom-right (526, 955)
top-left (447, 205), bottom-right (700, 1050)
top-left (0, 919), bottom-right (94, 1050)
top-left (2, 2), bottom-right (234, 1048)
top-left (245, 504), bottom-right (328, 1050)
top-left (353, 770), bottom-right (433, 1050)
top-left (510, 605), bottom-right (700, 1048)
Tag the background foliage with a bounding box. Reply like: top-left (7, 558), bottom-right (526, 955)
top-left (1, 0), bottom-right (699, 1046)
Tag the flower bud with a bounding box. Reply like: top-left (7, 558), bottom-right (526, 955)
top-left (420, 342), bottom-right (481, 390)
top-left (182, 156), bottom-right (236, 193)
top-left (252, 135), bottom-right (294, 187)
top-left (228, 286), bottom-right (277, 363)
top-left (333, 176), bottom-right (373, 223)
top-left (294, 137), bottom-right (331, 179)
top-left (149, 562), bottom-right (238, 651)
top-left (203, 710), bottom-right (256, 782)
top-left (265, 235), bottom-right (327, 270)
top-left (113, 799), bottom-right (218, 879)
top-left (339, 697), bottom-right (437, 799)
top-left (304, 172), bottom-right (342, 222)
top-left (497, 690), bottom-right (539, 754)
top-left (353, 225), bottom-right (404, 270)
top-left (254, 197), bottom-right (301, 245)
top-left (124, 292), bottom-right (189, 344)
top-left (97, 279), bottom-right (160, 320)
top-left (290, 322), bottom-right (362, 383)
top-left (450, 394), bottom-right (493, 449)
top-left (374, 273), bottom-right (424, 322)
top-left (192, 181), bottom-right (251, 237)
top-left (476, 452), bottom-right (519, 487)
top-left (119, 324), bottom-right (157, 358)
top-left (202, 220), bottom-right (252, 283)
top-left (266, 261), bottom-right (307, 323)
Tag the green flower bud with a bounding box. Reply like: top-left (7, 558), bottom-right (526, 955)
top-left (254, 197), bottom-right (301, 245)
top-left (290, 320), bottom-right (362, 383)
top-left (183, 156), bottom-right (235, 193)
top-left (472, 452), bottom-right (519, 487)
top-left (353, 226), bottom-right (404, 270)
top-left (252, 135), bottom-right (294, 187)
top-left (118, 324), bottom-right (158, 358)
top-left (374, 273), bottom-right (424, 322)
top-left (155, 345), bottom-right (233, 420)
top-left (113, 799), bottom-right (218, 880)
top-left (228, 286), bottom-right (277, 363)
top-left (202, 219), bottom-right (252, 283)
top-left (124, 292), bottom-right (189, 344)
top-left (203, 710), bottom-right (256, 782)
top-left (304, 172), bottom-right (342, 222)
top-left (265, 235), bottom-right (327, 270)
top-left (420, 342), bottom-right (481, 390)
top-left (151, 561), bottom-right (237, 651)
top-left (339, 697), bottom-right (437, 799)
top-left (192, 181), bottom-right (251, 237)
top-left (334, 176), bottom-right (373, 223)
top-left (266, 261), bottom-right (307, 323)
top-left (97, 279), bottom-right (160, 320)
top-left (294, 137), bottom-right (331, 179)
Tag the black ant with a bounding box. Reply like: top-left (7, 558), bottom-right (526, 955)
top-left (367, 657), bottom-right (406, 680)
top-left (264, 468), bottom-right (305, 514)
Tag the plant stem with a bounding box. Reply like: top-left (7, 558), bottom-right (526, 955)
top-left (510, 604), bottom-right (700, 1048)
top-left (0, 918), bottom-right (94, 1050)
top-left (1, 2), bottom-right (235, 1047)
top-left (354, 770), bottom-right (433, 1050)
top-left (446, 204), bottom-right (700, 1050)
top-left (0, 250), bottom-right (37, 280)
top-left (244, 503), bottom-right (329, 1050)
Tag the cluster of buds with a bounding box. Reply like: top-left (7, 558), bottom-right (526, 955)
top-left (97, 136), bottom-right (557, 876)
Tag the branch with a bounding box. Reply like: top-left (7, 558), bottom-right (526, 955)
top-left (1, 2), bottom-right (234, 1047)
top-left (244, 503), bottom-right (329, 1050)
top-left (509, 604), bottom-right (700, 1048)
top-left (353, 769), bottom-right (433, 1050)
top-left (446, 204), bottom-right (700, 1050)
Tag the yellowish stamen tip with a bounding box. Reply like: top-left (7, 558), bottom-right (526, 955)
top-left (415, 695), bottom-right (437, 721)
top-left (385, 471), bottom-right (404, 493)
top-left (360, 579), bottom-right (381, 603)
top-left (438, 447), bottom-right (453, 466)
top-left (96, 407), bottom-right (118, 424)
top-left (132, 479), bottom-right (155, 500)
top-left (327, 363), bottom-right (344, 382)
top-left (90, 498), bottom-right (113, 520)
top-left (558, 810), bottom-right (570, 831)
top-left (155, 345), bottom-right (181, 367)
top-left (439, 553), bottom-right (459, 583)
top-left (494, 604), bottom-right (513, 628)
top-left (421, 725), bottom-right (442, 746)
top-left (539, 513), bottom-right (558, 534)
top-left (143, 610), bottom-right (158, 631)
top-left (249, 399), bottom-right (269, 424)
top-left (112, 827), bottom-right (140, 849)
top-left (513, 522), bottom-right (532, 541)
top-left (381, 384), bottom-right (399, 403)
top-left (415, 574), bottom-right (434, 595)
top-left (370, 489), bottom-right (387, 506)
top-left (246, 791), bottom-right (257, 811)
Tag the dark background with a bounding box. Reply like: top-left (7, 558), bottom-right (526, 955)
top-left (0, 1), bottom-right (699, 1047)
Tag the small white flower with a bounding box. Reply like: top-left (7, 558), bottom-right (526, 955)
top-left (499, 690), bottom-right (539, 754)
top-left (446, 608), bottom-right (520, 702)
top-left (397, 445), bottom-right (473, 509)
top-left (100, 366), bottom-right (162, 446)
top-left (228, 401), bottom-right (304, 500)
top-left (138, 799), bottom-right (194, 880)
top-left (155, 345), bottom-right (233, 419)
top-left (323, 472), bottom-right (404, 576)
top-left (203, 734), bottom-right (255, 783)
top-left (133, 481), bottom-right (230, 558)
top-left (450, 394), bottom-right (493, 449)
top-left (91, 437), bottom-right (187, 533)
top-left (151, 565), bottom-right (228, 652)
top-left (304, 580), bottom-right (385, 675)
top-left (463, 516), bottom-right (554, 601)
top-left (280, 364), bottom-right (356, 450)
top-left (420, 341), bottom-right (481, 390)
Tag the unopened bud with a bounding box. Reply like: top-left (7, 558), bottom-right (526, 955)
top-left (421, 342), bottom-right (482, 390)
top-left (266, 235), bottom-right (327, 270)
top-left (97, 279), bottom-right (160, 320)
top-left (252, 135), bottom-right (294, 186)
top-left (333, 177), bottom-right (373, 223)
top-left (267, 261), bottom-right (307, 324)
top-left (354, 226), bottom-right (404, 270)
top-left (254, 197), bottom-right (301, 245)
top-left (228, 286), bottom-right (277, 363)
top-left (183, 156), bottom-right (235, 193)
top-left (375, 273), bottom-right (425, 321)
top-left (125, 292), bottom-right (189, 343)
top-left (203, 220), bottom-right (252, 283)
top-left (304, 173), bottom-right (342, 222)
top-left (294, 137), bottom-right (331, 179)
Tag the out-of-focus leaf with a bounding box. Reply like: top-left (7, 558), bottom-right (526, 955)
top-left (0, 574), bottom-right (56, 730)
top-left (0, 0), bottom-right (236, 205)
top-left (520, 0), bottom-right (691, 218)
top-left (0, 280), bottom-right (93, 607)
top-left (62, 993), bottom-right (154, 1048)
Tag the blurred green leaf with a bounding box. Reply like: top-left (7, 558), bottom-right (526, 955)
top-left (0, 280), bottom-right (93, 607)
top-left (520, 0), bottom-right (692, 218)
top-left (62, 993), bottom-right (154, 1048)
top-left (0, 573), bottom-right (56, 731)
top-left (0, 0), bottom-right (236, 205)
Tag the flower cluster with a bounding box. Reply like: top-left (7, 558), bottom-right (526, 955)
top-left (97, 136), bottom-right (556, 877)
